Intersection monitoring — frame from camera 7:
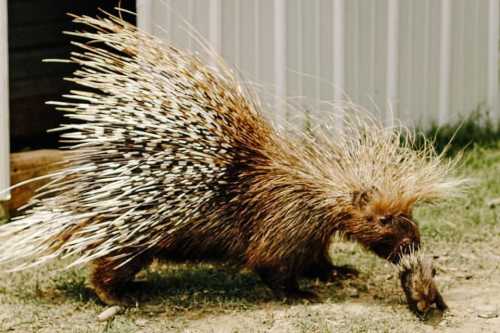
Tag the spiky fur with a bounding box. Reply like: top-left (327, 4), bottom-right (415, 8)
top-left (398, 250), bottom-right (448, 314)
top-left (0, 14), bottom-right (466, 304)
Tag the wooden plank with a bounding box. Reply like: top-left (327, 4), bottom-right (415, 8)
top-left (8, 149), bottom-right (66, 212)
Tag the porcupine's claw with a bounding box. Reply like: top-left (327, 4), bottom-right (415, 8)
top-left (302, 262), bottom-right (359, 282)
top-left (330, 264), bottom-right (359, 280)
top-left (434, 290), bottom-right (449, 312)
top-left (256, 266), bottom-right (320, 303)
top-left (284, 289), bottom-right (320, 303)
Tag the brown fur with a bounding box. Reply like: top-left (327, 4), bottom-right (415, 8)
top-left (89, 138), bottom-right (422, 304)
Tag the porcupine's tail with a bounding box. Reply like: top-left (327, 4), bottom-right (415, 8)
top-left (0, 12), bottom-right (272, 270)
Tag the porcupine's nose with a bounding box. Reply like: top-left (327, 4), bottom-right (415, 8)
top-left (400, 238), bottom-right (411, 248)
top-left (399, 237), bottom-right (418, 254)
top-left (397, 218), bottom-right (420, 251)
top-left (399, 238), bottom-right (412, 252)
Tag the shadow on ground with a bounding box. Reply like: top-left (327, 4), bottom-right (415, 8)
top-left (49, 262), bottom-right (391, 312)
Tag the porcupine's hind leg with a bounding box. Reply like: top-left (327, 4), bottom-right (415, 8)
top-left (255, 266), bottom-right (319, 302)
top-left (90, 254), bottom-right (153, 305)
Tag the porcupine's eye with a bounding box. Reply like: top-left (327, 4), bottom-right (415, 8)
top-left (379, 216), bottom-right (392, 226)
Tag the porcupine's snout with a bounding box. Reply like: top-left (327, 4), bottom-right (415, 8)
top-left (393, 216), bottom-right (421, 262)
top-left (366, 215), bottom-right (421, 264)
top-left (391, 216), bottom-right (420, 261)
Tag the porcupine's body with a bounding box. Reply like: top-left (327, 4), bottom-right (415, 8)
top-left (0, 14), bottom-right (465, 305)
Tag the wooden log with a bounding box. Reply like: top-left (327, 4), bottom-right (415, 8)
top-left (8, 149), bottom-right (66, 213)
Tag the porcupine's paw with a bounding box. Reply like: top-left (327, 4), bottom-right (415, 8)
top-left (90, 254), bottom-right (153, 305)
top-left (329, 264), bottom-right (359, 280)
top-left (94, 281), bottom-right (153, 306)
top-left (255, 267), bottom-right (318, 303)
top-left (92, 281), bottom-right (142, 306)
top-left (93, 285), bottom-right (129, 306)
top-left (303, 263), bottom-right (359, 282)
top-left (270, 286), bottom-right (320, 303)
top-left (283, 289), bottom-right (320, 303)
top-left (92, 281), bottom-right (145, 307)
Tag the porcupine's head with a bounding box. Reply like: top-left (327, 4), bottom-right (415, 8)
top-left (293, 105), bottom-right (467, 263)
top-left (346, 188), bottom-right (421, 263)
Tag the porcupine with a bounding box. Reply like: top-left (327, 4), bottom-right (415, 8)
top-left (0, 13), bottom-right (465, 308)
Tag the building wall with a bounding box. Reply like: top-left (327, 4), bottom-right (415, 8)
top-left (137, 0), bottom-right (500, 129)
top-left (1, 0), bottom-right (9, 200)
top-left (7, 0), bottom-right (136, 152)
top-left (0, 0), bottom-right (136, 199)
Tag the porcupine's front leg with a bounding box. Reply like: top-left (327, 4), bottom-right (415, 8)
top-left (255, 265), bottom-right (319, 301)
top-left (302, 259), bottom-right (359, 282)
top-left (89, 254), bottom-right (153, 305)
top-left (301, 240), bottom-right (359, 282)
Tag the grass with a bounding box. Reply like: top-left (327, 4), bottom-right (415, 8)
top-left (415, 106), bottom-right (500, 155)
top-left (0, 143), bottom-right (499, 332)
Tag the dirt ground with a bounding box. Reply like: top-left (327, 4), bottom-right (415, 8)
top-left (0, 146), bottom-right (499, 333)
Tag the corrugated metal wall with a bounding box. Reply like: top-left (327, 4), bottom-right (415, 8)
top-left (137, 0), bottom-right (499, 128)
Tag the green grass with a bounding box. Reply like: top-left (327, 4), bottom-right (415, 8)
top-left (415, 106), bottom-right (500, 155)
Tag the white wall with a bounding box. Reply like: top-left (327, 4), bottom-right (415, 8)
top-left (137, 0), bottom-right (499, 128)
top-left (0, 0), bottom-right (10, 200)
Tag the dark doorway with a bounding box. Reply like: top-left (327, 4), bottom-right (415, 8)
top-left (8, 0), bottom-right (136, 152)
